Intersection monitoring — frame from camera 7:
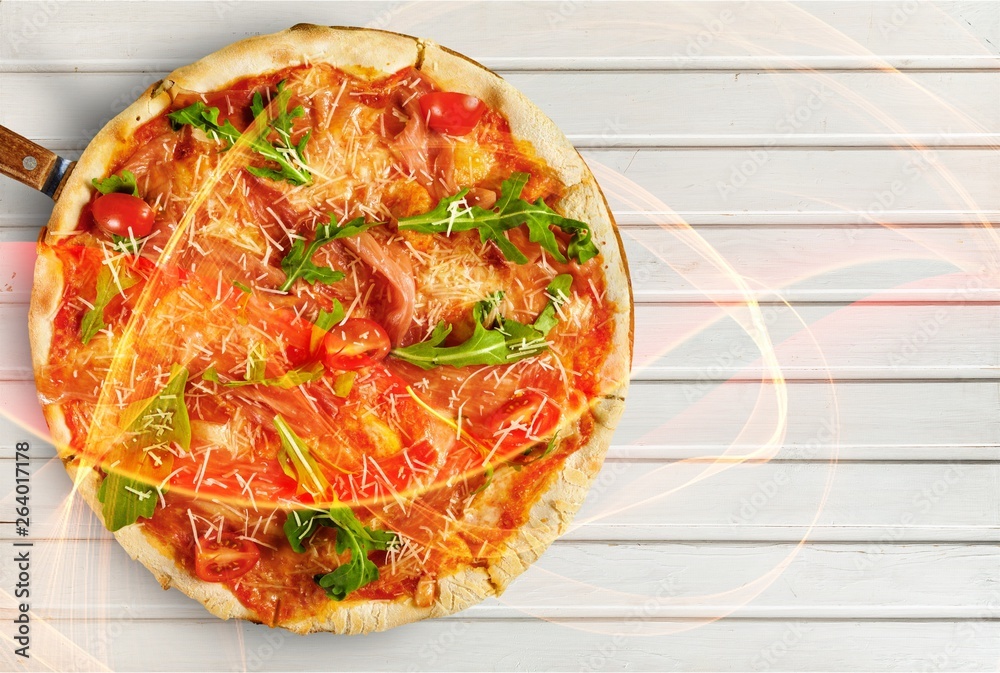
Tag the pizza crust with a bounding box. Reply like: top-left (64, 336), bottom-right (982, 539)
top-left (29, 25), bottom-right (632, 635)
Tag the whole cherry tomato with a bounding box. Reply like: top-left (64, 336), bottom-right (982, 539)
top-left (92, 193), bottom-right (155, 238)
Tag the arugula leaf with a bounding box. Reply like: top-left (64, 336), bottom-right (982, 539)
top-left (315, 301), bottom-right (346, 331)
top-left (244, 82), bottom-right (312, 185)
top-left (119, 364), bottom-right (193, 453)
top-left (273, 414), bottom-right (330, 497)
top-left (528, 273), bottom-right (573, 336)
top-left (167, 102), bottom-right (241, 145)
top-left (97, 364), bottom-right (191, 531)
top-left (203, 362), bottom-right (324, 389)
top-left (333, 371), bottom-right (357, 398)
top-left (232, 280), bottom-right (252, 294)
top-left (279, 216), bottom-right (381, 292)
top-left (284, 505), bottom-right (398, 601)
top-left (92, 170), bottom-right (139, 197)
top-left (397, 172), bottom-right (600, 265)
top-left (391, 274), bottom-right (573, 369)
top-left (80, 260), bottom-right (139, 344)
top-left (310, 299), bottom-right (346, 353)
top-left (110, 233), bottom-right (143, 256)
top-left (202, 341), bottom-right (324, 388)
top-left (97, 466), bottom-right (159, 533)
top-left (245, 342), bottom-right (267, 381)
top-left (168, 80), bottom-right (312, 186)
top-left (522, 430), bottom-right (560, 464)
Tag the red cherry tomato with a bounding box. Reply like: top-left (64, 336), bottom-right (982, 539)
top-left (321, 318), bottom-right (391, 370)
top-left (486, 391), bottom-right (560, 451)
top-left (194, 533), bottom-right (260, 582)
top-left (92, 193), bottom-right (155, 238)
top-left (418, 92), bottom-right (487, 136)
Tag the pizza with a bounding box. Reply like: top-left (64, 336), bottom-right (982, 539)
top-left (29, 25), bottom-right (631, 634)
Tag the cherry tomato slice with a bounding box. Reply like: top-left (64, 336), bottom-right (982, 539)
top-left (91, 192), bottom-right (155, 238)
top-left (486, 391), bottom-right (560, 451)
top-left (321, 318), bottom-right (391, 370)
top-left (267, 308), bottom-right (314, 363)
top-left (418, 92), bottom-right (487, 136)
top-left (194, 533), bottom-right (260, 582)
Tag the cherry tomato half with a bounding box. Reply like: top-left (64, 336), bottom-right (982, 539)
top-left (194, 533), bottom-right (261, 583)
top-left (321, 318), bottom-right (391, 370)
top-left (92, 192), bottom-right (155, 238)
top-left (418, 92), bottom-right (487, 136)
top-left (267, 308), bottom-right (314, 364)
top-left (486, 391), bottom-right (560, 451)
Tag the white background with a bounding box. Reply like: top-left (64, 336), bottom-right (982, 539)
top-left (1, 1), bottom-right (999, 671)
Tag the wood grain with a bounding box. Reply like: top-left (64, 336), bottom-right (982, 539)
top-left (0, 1), bottom-right (997, 671)
top-left (0, 124), bottom-right (68, 197)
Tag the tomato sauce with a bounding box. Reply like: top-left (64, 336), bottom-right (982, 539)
top-left (41, 60), bottom-right (620, 625)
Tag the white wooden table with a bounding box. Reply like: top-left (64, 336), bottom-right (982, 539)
top-left (1, 2), bottom-right (998, 671)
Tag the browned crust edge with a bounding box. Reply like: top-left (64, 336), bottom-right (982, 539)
top-left (28, 25), bottom-right (633, 635)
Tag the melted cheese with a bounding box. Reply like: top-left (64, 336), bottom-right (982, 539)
top-left (48, 59), bottom-right (616, 617)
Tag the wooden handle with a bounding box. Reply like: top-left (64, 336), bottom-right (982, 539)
top-left (0, 125), bottom-right (74, 200)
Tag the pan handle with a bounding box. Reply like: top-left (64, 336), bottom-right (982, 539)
top-left (0, 125), bottom-right (74, 201)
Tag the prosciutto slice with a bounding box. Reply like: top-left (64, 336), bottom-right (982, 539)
top-left (387, 90), bottom-right (457, 200)
top-left (341, 232), bottom-right (415, 345)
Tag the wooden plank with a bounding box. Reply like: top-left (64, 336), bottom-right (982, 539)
top-left (3, 71), bottom-right (998, 149)
top-left (8, 451), bottom-right (997, 542)
top-left (590, 148), bottom-right (1000, 225)
top-left (624, 226), bottom-right (1000, 304)
top-left (3, 301), bottom-right (1000, 381)
top-left (633, 302), bottom-right (1000, 381)
top-left (4, 617), bottom-right (997, 673)
top-left (7, 535), bottom-right (1000, 620)
top-left (4, 379), bottom-right (1000, 461)
top-left (2, 538), bottom-right (999, 619)
top-left (1, 1), bottom-right (996, 71)
top-left (3, 148), bottom-right (997, 228)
